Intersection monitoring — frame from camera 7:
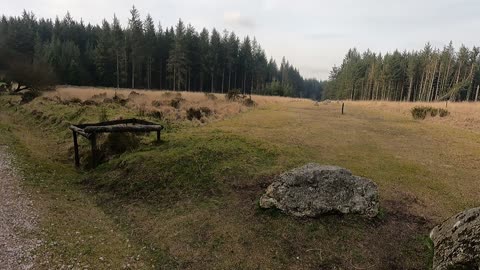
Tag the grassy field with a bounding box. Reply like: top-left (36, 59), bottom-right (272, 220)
top-left (1, 86), bottom-right (479, 269)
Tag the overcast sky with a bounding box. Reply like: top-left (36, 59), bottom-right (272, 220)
top-left (2, 0), bottom-right (480, 80)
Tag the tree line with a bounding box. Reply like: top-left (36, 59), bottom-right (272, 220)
top-left (324, 43), bottom-right (480, 102)
top-left (0, 7), bottom-right (323, 99)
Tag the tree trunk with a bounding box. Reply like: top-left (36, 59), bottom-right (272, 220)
top-left (159, 59), bottom-right (163, 90)
top-left (228, 70), bottom-right (232, 91)
top-left (173, 67), bottom-right (176, 91)
top-left (455, 62), bottom-right (463, 85)
top-left (211, 72), bottom-right (214, 93)
top-left (243, 73), bottom-right (247, 95)
top-left (131, 58), bottom-right (135, 89)
top-left (251, 73), bottom-right (254, 94)
top-left (221, 67), bottom-right (225, 93)
top-left (407, 76), bottom-right (414, 102)
top-left (428, 59), bottom-right (438, 102)
top-left (475, 85), bottom-right (479, 102)
top-left (116, 51), bottom-right (120, 89)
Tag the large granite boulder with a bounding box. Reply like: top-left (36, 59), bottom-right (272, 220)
top-left (259, 164), bottom-right (379, 218)
top-left (430, 207), bottom-right (480, 270)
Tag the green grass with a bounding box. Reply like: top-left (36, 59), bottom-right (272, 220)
top-left (1, 94), bottom-right (479, 269)
top-left (87, 131), bottom-right (279, 202)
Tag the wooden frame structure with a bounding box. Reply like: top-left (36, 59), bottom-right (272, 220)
top-left (69, 118), bottom-right (164, 168)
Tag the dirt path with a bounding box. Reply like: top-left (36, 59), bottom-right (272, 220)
top-left (0, 145), bottom-right (39, 269)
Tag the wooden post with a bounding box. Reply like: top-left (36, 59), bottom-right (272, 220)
top-left (446, 100), bottom-right (448, 108)
top-left (72, 131), bottom-right (80, 167)
top-left (341, 103), bottom-right (345, 115)
top-left (156, 130), bottom-right (161, 142)
top-left (91, 133), bottom-right (97, 168)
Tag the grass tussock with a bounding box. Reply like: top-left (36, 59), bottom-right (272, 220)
top-left (411, 106), bottom-right (449, 120)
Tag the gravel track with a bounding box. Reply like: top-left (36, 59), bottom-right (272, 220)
top-left (0, 145), bottom-right (39, 269)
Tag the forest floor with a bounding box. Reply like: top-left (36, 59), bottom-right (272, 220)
top-left (0, 87), bottom-right (479, 269)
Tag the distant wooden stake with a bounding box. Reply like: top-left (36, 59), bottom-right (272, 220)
top-left (342, 103), bottom-right (345, 115)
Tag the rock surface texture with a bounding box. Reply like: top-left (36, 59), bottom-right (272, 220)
top-left (430, 207), bottom-right (480, 270)
top-left (259, 164), bottom-right (379, 218)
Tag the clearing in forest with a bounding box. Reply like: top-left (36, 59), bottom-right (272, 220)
top-left (0, 88), bottom-right (479, 269)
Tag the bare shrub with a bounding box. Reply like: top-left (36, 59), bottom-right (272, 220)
top-left (186, 107), bottom-right (212, 120)
top-left (226, 89), bottom-right (242, 101)
top-left (20, 90), bottom-right (41, 104)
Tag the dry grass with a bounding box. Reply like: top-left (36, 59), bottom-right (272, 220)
top-left (350, 101), bottom-right (480, 133)
top-left (2, 88), bottom-right (480, 269)
top-left (43, 86), bottom-right (304, 123)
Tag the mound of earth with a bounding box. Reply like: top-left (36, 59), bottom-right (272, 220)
top-left (259, 163), bottom-right (379, 218)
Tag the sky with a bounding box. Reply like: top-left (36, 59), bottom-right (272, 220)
top-left (2, 0), bottom-right (480, 80)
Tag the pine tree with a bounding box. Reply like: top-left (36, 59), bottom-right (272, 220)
top-left (128, 5), bottom-right (143, 88)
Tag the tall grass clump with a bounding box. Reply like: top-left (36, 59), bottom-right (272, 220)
top-left (411, 106), bottom-right (449, 120)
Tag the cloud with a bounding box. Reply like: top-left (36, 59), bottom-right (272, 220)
top-left (223, 11), bottom-right (256, 29)
top-left (306, 32), bottom-right (343, 40)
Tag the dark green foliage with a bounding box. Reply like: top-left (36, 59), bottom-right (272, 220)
top-left (411, 106), bottom-right (449, 120)
top-left (0, 9), bottom-right (322, 98)
top-left (325, 43), bottom-right (480, 101)
top-left (20, 90), bottom-right (41, 104)
top-left (186, 107), bottom-right (212, 120)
